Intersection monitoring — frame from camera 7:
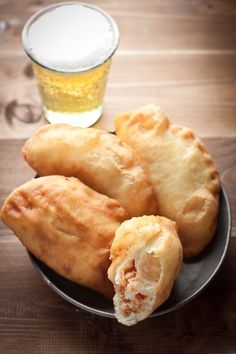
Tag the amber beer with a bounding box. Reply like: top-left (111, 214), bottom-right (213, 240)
top-left (32, 59), bottom-right (111, 126)
top-left (22, 3), bottom-right (119, 127)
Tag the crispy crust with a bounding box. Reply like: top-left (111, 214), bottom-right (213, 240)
top-left (0, 175), bottom-right (128, 298)
top-left (23, 124), bottom-right (158, 217)
top-left (115, 104), bottom-right (220, 257)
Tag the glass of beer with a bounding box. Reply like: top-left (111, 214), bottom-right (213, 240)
top-left (22, 2), bottom-right (119, 127)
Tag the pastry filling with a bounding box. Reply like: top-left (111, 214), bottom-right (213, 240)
top-left (118, 259), bottom-right (147, 315)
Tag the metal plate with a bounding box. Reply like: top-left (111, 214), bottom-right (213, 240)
top-left (28, 186), bottom-right (231, 318)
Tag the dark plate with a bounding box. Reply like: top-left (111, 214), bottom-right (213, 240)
top-left (28, 186), bottom-right (231, 318)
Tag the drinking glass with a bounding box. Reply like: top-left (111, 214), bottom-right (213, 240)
top-left (22, 2), bottom-right (119, 127)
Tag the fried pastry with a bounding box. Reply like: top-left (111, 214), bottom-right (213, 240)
top-left (23, 124), bottom-right (157, 217)
top-left (108, 215), bottom-right (183, 326)
top-left (1, 175), bottom-right (128, 298)
top-left (115, 104), bottom-right (220, 257)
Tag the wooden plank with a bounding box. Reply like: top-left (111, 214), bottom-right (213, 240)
top-left (0, 0), bottom-right (236, 54)
top-left (1, 0), bottom-right (236, 17)
top-left (0, 55), bottom-right (236, 138)
top-left (0, 140), bottom-right (34, 207)
top-left (2, 53), bottom-right (236, 84)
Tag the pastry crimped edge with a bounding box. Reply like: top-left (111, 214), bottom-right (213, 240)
top-left (115, 104), bottom-right (221, 258)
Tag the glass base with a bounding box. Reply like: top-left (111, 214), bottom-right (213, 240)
top-left (43, 105), bottom-right (102, 128)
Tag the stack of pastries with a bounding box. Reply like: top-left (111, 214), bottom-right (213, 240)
top-left (0, 104), bottom-right (220, 326)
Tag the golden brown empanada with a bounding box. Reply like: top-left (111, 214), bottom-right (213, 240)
top-left (108, 215), bottom-right (183, 326)
top-left (115, 104), bottom-right (220, 257)
top-left (23, 124), bottom-right (157, 217)
top-left (1, 175), bottom-right (128, 298)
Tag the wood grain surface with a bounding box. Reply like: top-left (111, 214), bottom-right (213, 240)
top-left (0, 0), bottom-right (236, 353)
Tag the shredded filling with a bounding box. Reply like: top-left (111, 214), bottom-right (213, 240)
top-left (119, 260), bottom-right (147, 315)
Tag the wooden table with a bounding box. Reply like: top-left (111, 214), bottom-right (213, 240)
top-left (0, 1), bottom-right (236, 353)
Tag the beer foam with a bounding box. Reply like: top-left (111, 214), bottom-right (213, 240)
top-left (23, 3), bottom-right (119, 72)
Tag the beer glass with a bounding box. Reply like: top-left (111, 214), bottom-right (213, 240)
top-left (22, 2), bottom-right (119, 127)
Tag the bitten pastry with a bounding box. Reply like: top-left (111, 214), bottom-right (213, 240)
top-left (23, 124), bottom-right (157, 217)
top-left (108, 215), bottom-right (183, 326)
top-left (0, 175), bottom-right (128, 298)
top-left (115, 104), bottom-right (220, 257)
